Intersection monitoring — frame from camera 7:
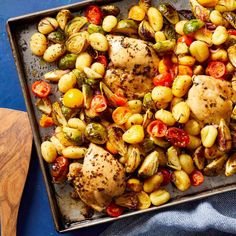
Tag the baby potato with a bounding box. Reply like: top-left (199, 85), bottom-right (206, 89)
top-left (190, 41), bottom-right (209, 63)
top-left (30, 33), bottom-right (47, 56)
top-left (91, 62), bottom-right (105, 76)
top-left (172, 102), bottom-right (190, 124)
top-left (147, 7), bottom-right (163, 32)
top-left (128, 100), bottom-right (143, 114)
top-left (89, 33), bottom-right (109, 51)
top-left (212, 26), bottom-right (228, 45)
top-left (193, 65), bottom-right (204, 75)
top-left (197, 0), bottom-right (218, 7)
top-left (75, 52), bottom-right (93, 71)
top-left (41, 141), bottom-right (57, 163)
top-left (184, 119), bottom-right (201, 136)
top-left (172, 170), bottom-right (191, 191)
top-left (175, 20), bottom-right (188, 35)
top-left (156, 147), bottom-right (167, 166)
top-left (125, 114), bottom-right (143, 129)
top-left (155, 109), bottom-right (176, 126)
top-left (50, 136), bottom-right (65, 155)
top-left (170, 97), bottom-right (184, 111)
top-left (129, 5), bottom-right (146, 21)
top-left (143, 172), bottom-right (163, 193)
top-left (58, 72), bottom-right (77, 93)
top-left (178, 55), bottom-right (196, 66)
top-left (172, 75), bottom-right (192, 98)
top-left (43, 43), bottom-right (65, 62)
top-left (62, 146), bottom-right (87, 159)
top-left (155, 101), bottom-right (169, 109)
top-left (149, 189), bottom-right (170, 206)
top-left (155, 31), bottom-right (166, 42)
top-left (186, 135), bottom-right (201, 150)
top-left (226, 62), bottom-right (235, 74)
top-left (201, 125), bottom-right (218, 148)
top-left (127, 178), bottom-right (143, 192)
top-left (210, 10), bottom-right (224, 26)
top-left (137, 191), bottom-right (151, 210)
top-left (152, 86), bottom-right (173, 103)
top-left (38, 17), bottom-right (58, 34)
top-left (211, 49), bottom-right (228, 62)
top-left (68, 118), bottom-right (86, 131)
top-left (179, 154), bottom-right (195, 174)
top-left (102, 15), bottom-right (118, 32)
top-left (122, 125), bottom-right (144, 144)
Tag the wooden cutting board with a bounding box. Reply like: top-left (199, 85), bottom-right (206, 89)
top-left (0, 108), bottom-right (33, 236)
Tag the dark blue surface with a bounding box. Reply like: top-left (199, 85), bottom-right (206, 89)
top-left (0, 0), bottom-right (110, 235)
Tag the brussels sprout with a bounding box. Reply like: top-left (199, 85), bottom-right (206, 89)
top-left (178, 10), bottom-right (194, 20)
top-left (167, 146), bottom-right (181, 170)
top-left (204, 144), bottom-right (225, 160)
top-left (203, 154), bottom-right (228, 176)
top-left (217, 119), bottom-right (232, 152)
top-left (87, 24), bottom-right (104, 34)
top-left (100, 82), bottom-right (117, 106)
top-left (189, 0), bottom-right (210, 22)
top-left (84, 67), bottom-right (103, 79)
top-left (38, 17), bottom-right (58, 35)
top-left (108, 125), bottom-right (127, 156)
top-left (82, 84), bottom-right (93, 109)
top-left (140, 138), bottom-right (156, 154)
top-left (193, 146), bottom-right (205, 170)
top-left (65, 16), bottom-right (88, 37)
top-left (56, 9), bottom-right (72, 30)
top-left (85, 78), bottom-right (99, 88)
top-left (63, 126), bottom-right (84, 145)
top-left (183, 19), bottom-right (205, 35)
top-left (142, 109), bottom-right (153, 128)
top-left (58, 54), bottom-right (77, 70)
top-left (153, 40), bottom-right (176, 54)
top-left (35, 98), bottom-right (52, 115)
top-left (158, 4), bottom-right (179, 24)
top-left (225, 153), bottom-right (236, 176)
top-left (115, 192), bottom-right (139, 209)
top-left (224, 35), bottom-right (236, 48)
top-left (47, 31), bottom-right (65, 44)
top-left (113, 19), bottom-right (138, 36)
top-left (71, 69), bottom-right (87, 88)
top-left (138, 151), bottom-right (159, 178)
top-left (85, 123), bottom-right (108, 144)
top-left (125, 146), bottom-right (141, 173)
top-left (164, 24), bottom-right (177, 40)
top-left (44, 69), bottom-right (70, 82)
top-left (143, 93), bottom-right (156, 111)
top-left (101, 5), bottom-right (120, 16)
top-left (52, 102), bottom-right (67, 126)
top-left (139, 0), bottom-right (151, 12)
top-left (65, 31), bottom-right (89, 54)
top-left (228, 44), bottom-right (236, 68)
top-left (223, 12), bottom-right (236, 29)
top-left (138, 20), bottom-right (155, 41)
top-left (61, 105), bottom-right (78, 120)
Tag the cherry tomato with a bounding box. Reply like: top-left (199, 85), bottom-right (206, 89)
top-left (85, 5), bottom-right (103, 25)
top-left (153, 73), bottom-right (173, 87)
top-left (32, 81), bottom-right (51, 98)
top-left (206, 61), bottom-right (226, 79)
top-left (63, 88), bottom-right (84, 108)
top-left (190, 170), bottom-right (204, 186)
top-left (159, 168), bottom-right (171, 186)
top-left (166, 127), bottom-right (190, 147)
top-left (39, 114), bottom-right (54, 128)
top-left (147, 120), bottom-right (168, 138)
top-left (91, 94), bottom-right (107, 113)
top-left (96, 55), bottom-right (108, 68)
top-left (112, 106), bottom-right (132, 125)
top-left (111, 93), bottom-right (127, 106)
top-left (228, 30), bottom-right (236, 36)
top-left (106, 202), bottom-right (125, 217)
top-left (51, 156), bottom-right (69, 182)
top-left (177, 35), bottom-right (194, 46)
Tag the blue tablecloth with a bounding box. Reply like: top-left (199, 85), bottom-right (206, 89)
top-left (0, 0), bottom-right (235, 235)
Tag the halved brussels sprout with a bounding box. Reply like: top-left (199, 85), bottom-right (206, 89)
top-left (84, 67), bottom-right (103, 79)
top-left (204, 144), bottom-right (225, 160)
top-left (56, 9), bottom-right (72, 30)
top-left (228, 44), bottom-right (236, 68)
top-left (87, 24), bottom-right (104, 34)
top-left (35, 98), bottom-right (52, 115)
top-left (138, 20), bottom-right (155, 41)
top-left (100, 82), bottom-right (117, 107)
top-left (217, 119), bottom-right (232, 152)
top-left (183, 19), bottom-right (205, 35)
top-left (65, 31), bottom-right (89, 54)
top-left (164, 24), bottom-right (176, 40)
top-left (153, 40), bottom-right (176, 54)
top-left (139, 0), bottom-right (151, 12)
top-left (178, 10), bottom-right (194, 20)
top-left (115, 192), bottom-right (139, 209)
top-left (44, 69), bottom-right (70, 82)
top-left (52, 102), bottom-right (68, 126)
top-left (72, 69), bottom-right (87, 88)
top-left (85, 123), bottom-right (108, 144)
top-left (58, 54), bottom-right (77, 70)
top-left (140, 138), bottom-right (156, 154)
top-left (113, 19), bottom-right (138, 36)
top-left (142, 109), bottom-right (153, 128)
top-left (138, 151), bottom-right (159, 178)
top-left (193, 146), bottom-right (205, 170)
top-left (61, 105), bottom-right (78, 120)
top-left (225, 153), bottom-right (236, 176)
top-left (47, 31), bottom-right (65, 44)
top-left (189, 0), bottom-right (210, 22)
top-left (65, 16), bottom-right (88, 37)
top-left (158, 4), bottom-right (179, 24)
top-left (167, 146), bottom-right (181, 170)
top-left (143, 93), bottom-right (156, 111)
top-left (203, 154), bottom-right (228, 176)
top-left (101, 5), bottom-right (120, 16)
top-left (125, 146), bottom-right (141, 173)
top-left (223, 12), bottom-right (236, 29)
top-left (82, 84), bottom-right (93, 109)
top-left (63, 126), bottom-right (84, 145)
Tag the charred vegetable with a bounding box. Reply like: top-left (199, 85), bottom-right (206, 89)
top-left (56, 9), bottom-right (72, 30)
top-left (65, 16), bottom-right (88, 37)
top-left (63, 126), bottom-right (84, 145)
top-left (113, 19), bottom-right (138, 36)
top-left (204, 144), bottom-right (224, 160)
top-left (115, 192), bottom-right (139, 209)
top-left (164, 24), bottom-right (176, 40)
top-left (193, 146), bottom-right (205, 170)
top-left (153, 40), bottom-right (176, 54)
top-left (143, 93), bottom-right (156, 111)
top-left (178, 10), bottom-right (194, 20)
top-left (58, 54), bottom-right (77, 70)
top-left (189, 0), bottom-right (210, 22)
top-left (125, 146), bottom-right (141, 173)
top-left (61, 106), bottom-right (78, 120)
top-left (225, 153), bottom-right (236, 176)
top-left (52, 102), bottom-right (67, 126)
top-left (223, 12), bottom-right (236, 29)
top-left (183, 19), bottom-right (205, 35)
top-left (138, 20), bottom-right (155, 41)
top-left (47, 31), bottom-right (65, 44)
top-left (85, 123), bottom-right (108, 144)
top-left (100, 5), bottom-right (120, 16)
top-left (35, 98), bottom-right (52, 115)
top-left (87, 24), bottom-right (104, 34)
top-left (167, 146), bottom-right (181, 170)
top-left (217, 119), bottom-right (232, 152)
top-left (140, 138), bottom-right (156, 154)
top-left (44, 69), bottom-right (70, 82)
top-left (82, 84), bottom-right (93, 109)
top-left (158, 4), bottom-right (179, 25)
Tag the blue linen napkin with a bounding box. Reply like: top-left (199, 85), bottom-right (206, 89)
top-left (100, 190), bottom-right (236, 235)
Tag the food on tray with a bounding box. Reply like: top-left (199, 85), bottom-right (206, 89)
top-left (31, 0), bottom-right (236, 217)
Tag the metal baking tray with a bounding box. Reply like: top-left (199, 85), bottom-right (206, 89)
top-left (6, 0), bottom-right (236, 233)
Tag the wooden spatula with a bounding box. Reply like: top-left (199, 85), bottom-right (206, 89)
top-left (0, 108), bottom-right (33, 236)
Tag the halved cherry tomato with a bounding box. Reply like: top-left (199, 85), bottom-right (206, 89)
top-left (91, 94), bottom-right (107, 113)
top-left (166, 127), bottom-right (190, 147)
top-left (51, 156), bottom-right (69, 182)
top-left (39, 114), bottom-right (54, 128)
top-left (178, 65), bottom-right (193, 76)
top-left (153, 73), bottom-right (173, 87)
top-left (228, 30), bottom-right (236, 36)
top-left (177, 35), bottom-right (194, 46)
top-left (190, 170), bottom-right (204, 186)
top-left (159, 168), bottom-right (171, 186)
top-left (112, 106), bottom-right (132, 125)
top-left (96, 55), bottom-right (108, 68)
top-left (111, 93), bottom-right (127, 106)
top-left (106, 202), bottom-right (125, 217)
top-left (206, 61), bottom-right (226, 79)
top-left (147, 120), bottom-right (168, 138)
top-left (32, 81), bottom-right (51, 98)
top-left (85, 5), bottom-right (103, 25)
